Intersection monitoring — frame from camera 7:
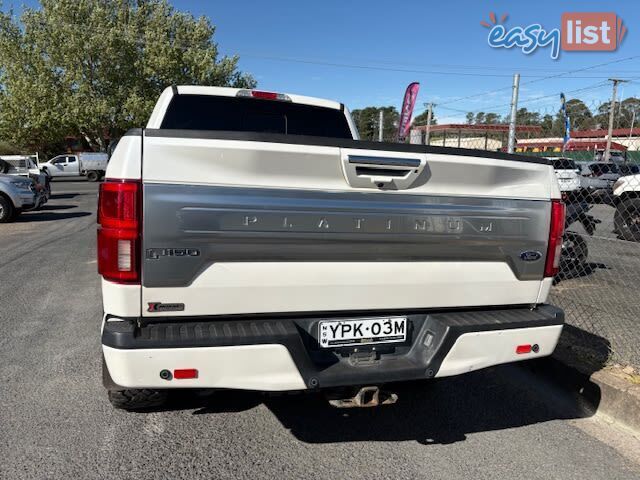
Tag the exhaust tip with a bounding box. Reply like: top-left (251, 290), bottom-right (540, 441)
top-left (327, 386), bottom-right (398, 408)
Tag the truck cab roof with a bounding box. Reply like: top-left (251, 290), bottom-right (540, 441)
top-left (145, 85), bottom-right (358, 139)
top-left (147, 86), bottom-right (348, 131)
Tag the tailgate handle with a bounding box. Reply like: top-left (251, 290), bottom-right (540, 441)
top-left (348, 156), bottom-right (421, 168)
top-left (355, 166), bottom-right (410, 178)
top-left (343, 155), bottom-right (425, 190)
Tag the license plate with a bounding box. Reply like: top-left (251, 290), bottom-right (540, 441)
top-left (318, 317), bottom-right (407, 348)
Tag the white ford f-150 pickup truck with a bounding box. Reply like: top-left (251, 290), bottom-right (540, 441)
top-left (99, 86), bottom-right (565, 410)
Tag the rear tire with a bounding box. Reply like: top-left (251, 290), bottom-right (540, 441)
top-left (0, 195), bottom-right (15, 223)
top-left (86, 171), bottom-right (99, 182)
top-left (561, 232), bottom-right (588, 266)
top-left (103, 355), bottom-right (168, 410)
top-left (614, 199), bottom-right (640, 242)
top-left (108, 389), bottom-right (168, 411)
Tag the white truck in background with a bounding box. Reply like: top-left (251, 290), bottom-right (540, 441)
top-left (40, 152), bottom-right (108, 182)
top-left (99, 86), bottom-right (565, 410)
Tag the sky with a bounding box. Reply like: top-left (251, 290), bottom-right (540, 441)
top-left (174, 0), bottom-right (640, 122)
top-left (5, 0), bottom-right (640, 122)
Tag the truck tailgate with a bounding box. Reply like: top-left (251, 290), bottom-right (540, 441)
top-left (141, 130), bottom-right (555, 317)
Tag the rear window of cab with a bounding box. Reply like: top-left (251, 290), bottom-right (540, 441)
top-left (160, 94), bottom-right (353, 139)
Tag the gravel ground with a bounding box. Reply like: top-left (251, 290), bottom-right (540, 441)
top-left (0, 180), bottom-right (638, 480)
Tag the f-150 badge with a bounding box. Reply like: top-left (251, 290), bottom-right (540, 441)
top-left (146, 248), bottom-right (200, 259)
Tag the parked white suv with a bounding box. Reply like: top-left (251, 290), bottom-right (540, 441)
top-left (0, 174), bottom-right (38, 223)
top-left (99, 86), bottom-right (565, 410)
top-left (547, 157), bottom-right (581, 198)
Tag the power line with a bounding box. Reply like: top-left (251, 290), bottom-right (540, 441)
top-left (13, 17), bottom-right (640, 82)
top-left (236, 54), bottom-right (638, 80)
top-left (235, 52), bottom-right (640, 74)
top-left (434, 80), bottom-right (618, 116)
top-left (525, 56), bottom-right (640, 86)
top-left (427, 81), bottom-right (614, 119)
top-left (436, 105), bottom-right (474, 114)
top-left (11, 18), bottom-right (640, 87)
top-left (481, 81), bottom-right (611, 111)
top-left (434, 55), bottom-right (640, 107)
top-left (9, 18), bottom-right (640, 115)
top-left (10, 18), bottom-right (640, 77)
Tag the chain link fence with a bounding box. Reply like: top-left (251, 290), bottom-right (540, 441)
top-left (410, 97), bottom-right (640, 370)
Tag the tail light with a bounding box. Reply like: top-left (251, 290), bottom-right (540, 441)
top-left (236, 89), bottom-right (292, 102)
top-left (544, 200), bottom-right (566, 278)
top-left (97, 180), bottom-right (141, 284)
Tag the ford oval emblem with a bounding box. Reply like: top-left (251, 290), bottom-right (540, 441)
top-left (520, 251), bottom-right (542, 262)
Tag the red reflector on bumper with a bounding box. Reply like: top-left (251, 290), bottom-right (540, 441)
top-left (516, 344), bottom-right (532, 354)
top-left (173, 369), bottom-right (198, 379)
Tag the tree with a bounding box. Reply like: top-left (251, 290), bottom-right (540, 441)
top-left (483, 112), bottom-right (502, 124)
top-left (552, 98), bottom-right (593, 135)
top-left (541, 114), bottom-right (554, 134)
top-left (515, 108), bottom-right (541, 126)
top-left (412, 109), bottom-right (437, 127)
top-left (594, 97), bottom-right (640, 130)
top-left (0, 0), bottom-right (255, 154)
top-left (465, 112), bottom-right (474, 124)
top-left (351, 106), bottom-right (399, 141)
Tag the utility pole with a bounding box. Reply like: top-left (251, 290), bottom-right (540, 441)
top-left (378, 110), bottom-right (384, 142)
top-left (604, 78), bottom-right (628, 162)
top-left (620, 109), bottom-right (636, 165)
top-left (507, 73), bottom-right (520, 154)
top-left (425, 103), bottom-right (434, 145)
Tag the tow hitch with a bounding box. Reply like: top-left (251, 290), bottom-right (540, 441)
top-left (327, 386), bottom-right (398, 408)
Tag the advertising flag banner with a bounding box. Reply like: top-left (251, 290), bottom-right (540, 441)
top-left (397, 82), bottom-right (420, 141)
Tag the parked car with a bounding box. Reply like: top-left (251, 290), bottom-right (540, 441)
top-left (594, 148), bottom-right (627, 163)
top-left (617, 164), bottom-right (640, 176)
top-left (40, 152), bottom-right (108, 182)
top-left (612, 173), bottom-right (640, 241)
top-left (0, 154), bottom-right (51, 203)
top-left (99, 86), bottom-right (565, 411)
top-left (0, 174), bottom-right (40, 223)
top-left (577, 162), bottom-right (622, 203)
top-left (547, 157), bottom-right (581, 199)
